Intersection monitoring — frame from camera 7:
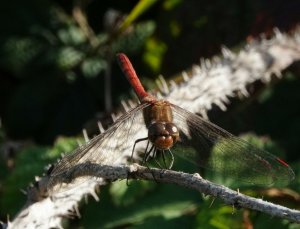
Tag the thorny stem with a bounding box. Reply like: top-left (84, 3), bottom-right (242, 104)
top-left (49, 163), bottom-right (300, 223)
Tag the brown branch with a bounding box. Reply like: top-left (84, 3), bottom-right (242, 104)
top-left (72, 0), bottom-right (98, 47)
top-left (70, 163), bottom-right (300, 222)
top-left (129, 165), bottom-right (300, 222)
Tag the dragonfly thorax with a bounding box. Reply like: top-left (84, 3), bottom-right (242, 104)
top-left (148, 122), bottom-right (179, 150)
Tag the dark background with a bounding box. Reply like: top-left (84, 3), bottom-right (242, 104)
top-left (0, 0), bottom-right (299, 228)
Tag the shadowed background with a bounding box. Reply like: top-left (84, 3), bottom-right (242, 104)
top-left (0, 0), bottom-right (300, 228)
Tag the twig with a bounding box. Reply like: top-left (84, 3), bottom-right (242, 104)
top-left (62, 163), bottom-right (300, 222)
top-left (72, 0), bottom-right (98, 47)
top-left (131, 165), bottom-right (300, 222)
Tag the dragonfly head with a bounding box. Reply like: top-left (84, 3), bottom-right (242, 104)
top-left (148, 122), bottom-right (179, 150)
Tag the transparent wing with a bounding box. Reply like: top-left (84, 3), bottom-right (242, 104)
top-left (171, 104), bottom-right (295, 186)
top-left (48, 103), bottom-right (150, 191)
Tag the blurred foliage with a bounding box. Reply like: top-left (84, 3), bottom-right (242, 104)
top-left (0, 137), bottom-right (79, 215)
top-left (0, 0), bottom-right (300, 228)
top-left (77, 180), bottom-right (200, 228)
top-left (204, 133), bottom-right (293, 189)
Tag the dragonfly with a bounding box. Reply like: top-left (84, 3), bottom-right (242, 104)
top-left (48, 53), bottom-right (294, 191)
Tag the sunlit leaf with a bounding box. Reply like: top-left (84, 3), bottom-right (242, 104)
top-left (119, 0), bottom-right (158, 33)
top-left (143, 38), bottom-right (167, 72)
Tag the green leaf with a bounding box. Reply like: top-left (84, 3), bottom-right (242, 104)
top-left (163, 0), bottom-right (182, 10)
top-left (119, 0), bottom-right (158, 33)
top-left (81, 182), bottom-right (201, 228)
top-left (0, 137), bottom-right (79, 215)
top-left (81, 58), bottom-right (107, 78)
top-left (57, 47), bottom-right (85, 70)
top-left (110, 180), bottom-right (156, 206)
top-left (0, 145), bottom-right (50, 215)
top-left (57, 24), bottom-right (86, 45)
top-left (196, 200), bottom-right (243, 229)
top-left (112, 21), bottom-right (156, 54)
top-left (204, 133), bottom-right (290, 189)
top-left (252, 211), bottom-right (295, 229)
top-left (1, 37), bottom-right (44, 75)
top-left (47, 137), bottom-right (80, 158)
top-left (143, 37), bottom-right (167, 72)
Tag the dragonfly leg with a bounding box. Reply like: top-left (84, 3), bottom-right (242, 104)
top-left (143, 148), bottom-right (159, 183)
top-left (167, 149), bottom-right (174, 169)
top-left (161, 150), bottom-right (168, 169)
top-left (132, 137), bottom-right (149, 163)
top-left (144, 144), bottom-right (155, 164)
top-left (151, 149), bottom-right (166, 169)
top-left (153, 150), bottom-right (169, 178)
top-left (153, 156), bottom-right (164, 169)
top-left (127, 137), bottom-right (149, 186)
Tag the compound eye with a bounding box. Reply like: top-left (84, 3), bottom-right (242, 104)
top-left (165, 123), bottom-right (178, 135)
top-left (148, 122), bottom-right (165, 135)
top-left (147, 122), bottom-right (179, 150)
top-left (148, 123), bottom-right (166, 143)
top-left (165, 123), bottom-right (179, 142)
